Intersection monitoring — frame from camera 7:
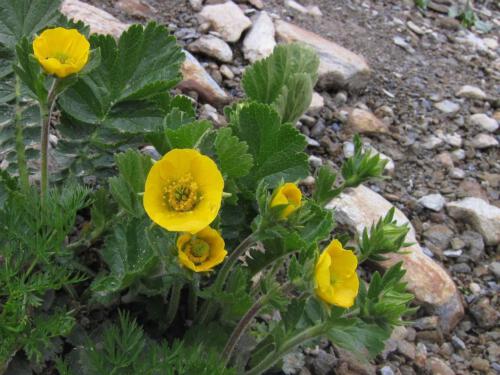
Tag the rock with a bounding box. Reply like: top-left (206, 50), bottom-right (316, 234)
top-left (451, 335), bottom-right (466, 350)
top-left (248, 0), bottom-right (264, 10)
top-left (308, 155), bottom-right (323, 168)
top-left (188, 35), bottom-right (233, 63)
top-left (308, 348), bottom-right (337, 375)
top-left (443, 250), bottom-right (462, 258)
top-left (285, 0), bottom-right (308, 13)
top-left (447, 198), bottom-right (500, 246)
top-left (116, 0), bottom-right (155, 17)
top-left (189, 0), bottom-right (203, 11)
top-left (380, 366), bottom-right (395, 375)
top-left (456, 85), bottom-right (487, 100)
top-left (61, 0), bottom-right (129, 37)
top-left (449, 168), bottom-right (465, 179)
top-left (470, 114), bottom-right (499, 133)
top-left (198, 1), bottom-right (252, 42)
top-left (307, 5), bottom-right (322, 17)
top-left (413, 316), bottom-right (439, 331)
top-left (275, 20), bottom-right (370, 91)
top-left (470, 358), bottom-right (490, 372)
top-left (60, 0), bottom-right (229, 106)
top-left (419, 194), bottom-right (446, 211)
top-left (141, 145), bottom-right (161, 160)
top-left (489, 261), bottom-right (500, 279)
top-left (415, 343), bottom-right (428, 368)
top-left (327, 185), bottom-right (464, 332)
top-left (219, 64), bottom-right (234, 79)
top-left (242, 11), bottom-right (276, 63)
top-left (407, 21), bottom-right (425, 35)
top-left (424, 224), bottom-right (454, 252)
top-left (347, 108), bottom-right (389, 134)
top-left (461, 230), bottom-right (485, 261)
top-left (434, 100), bottom-right (460, 114)
top-left (470, 298), bottom-right (500, 329)
top-left (311, 120), bottom-right (325, 138)
top-left (441, 132), bottom-right (462, 147)
top-left (436, 152), bottom-right (454, 168)
top-left (309, 92), bottom-right (324, 112)
top-left (428, 357), bottom-right (455, 375)
top-left (471, 133), bottom-right (498, 149)
top-left (397, 340), bottom-right (416, 360)
top-left (179, 51), bottom-right (231, 106)
top-left (422, 135), bottom-right (444, 150)
top-left (336, 347), bottom-right (376, 375)
top-left (394, 35), bottom-right (415, 54)
top-left (282, 351), bottom-right (305, 375)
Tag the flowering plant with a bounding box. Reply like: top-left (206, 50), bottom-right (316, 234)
top-left (0, 0), bottom-right (415, 374)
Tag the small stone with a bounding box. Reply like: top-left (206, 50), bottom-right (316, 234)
top-left (305, 136), bottom-right (320, 147)
top-left (219, 64), bottom-right (234, 79)
top-left (413, 316), bottom-right (439, 331)
top-left (189, 0), bottom-right (203, 11)
top-left (443, 250), bottom-right (462, 258)
top-left (483, 37), bottom-right (498, 50)
top-left (424, 224), bottom-right (454, 251)
top-left (422, 135), bottom-right (443, 150)
top-left (419, 194), bottom-right (446, 212)
top-left (428, 357), bottom-right (455, 375)
top-left (141, 146), bottom-right (161, 160)
top-left (301, 175), bottom-right (315, 186)
top-left (394, 35), bottom-right (415, 54)
top-left (347, 108), bottom-right (389, 134)
top-left (447, 198), bottom-right (500, 245)
top-left (307, 5), bottom-right (322, 17)
top-left (471, 133), bottom-right (498, 149)
top-left (308, 155), bottom-right (323, 168)
top-left (282, 351), bottom-right (305, 375)
top-left (285, 0), bottom-right (308, 13)
top-left (309, 92), bottom-right (324, 112)
top-left (311, 120), bottom-right (326, 138)
top-left (470, 298), bottom-right (500, 329)
top-left (451, 336), bottom-right (466, 350)
top-left (489, 262), bottom-right (500, 279)
top-left (470, 357), bottom-right (490, 372)
top-left (449, 168), bottom-right (465, 179)
top-left (456, 85), bottom-right (487, 100)
top-left (397, 340), bottom-right (416, 360)
top-left (470, 114), bottom-right (499, 133)
top-left (415, 343), bottom-right (428, 368)
top-left (198, 1), bottom-right (252, 42)
top-left (116, 0), bottom-right (155, 17)
top-left (380, 366), bottom-right (394, 375)
top-left (435, 100), bottom-right (460, 114)
top-left (242, 11), bottom-right (276, 63)
top-left (248, 0), bottom-right (264, 9)
top-left (436, 152), bottom-right (454, 168)
top-left (442, 132), bottom-right (462, 147)
top-left (469, 282), bottom-right (481, 294)
top-left (407, 21), bottom-right (425, 35)
top-left (188, 35), bottom-right (233, 63)
top-left (451, 149), bottom-right (465, 161)
top-left (451, 263), bottom-right (471, 273)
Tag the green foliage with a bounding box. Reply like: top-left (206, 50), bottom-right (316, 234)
top-left (242, 43), bottom-right (319, 124)
top-left (414, 0), bottom-right (428, 10)
top-left (357, 208), bottom-right (412, 262)
top-left (313, 165), bottom-right (339, 206)
top-left (215, 127), bottom-right (254, 179)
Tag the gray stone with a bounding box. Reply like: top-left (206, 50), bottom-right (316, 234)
top-left (449, 168), bottom-right (465, 179)
top-left (188, 35), bottom-right (233, 63)
top-left (198, 1), bottom-right (252, 42)
top-left (308, 155), bottom-right (323, 168)
top-left (418, 194), bottom-right (446, 211)
top-left (471, 133), bottom-right (499, 149)
top-left (456, 85), bottom-right (487, 100)
top-left (451, 335), bottom-right (466, 350)
top-left (435, 100), bottom-right (460, 114)
top-left (470, 114), bottom-right (499, 132)
top-left (443, 250), bottom-right (462, 258)
top-left (428, 357), bottom-right (455, 375)
top-left (489, 262), bottom-right (500, 279)
top-left (189, 0), bottom-right (203, 11)
top-left (424, 224), bottom-right (454, 251)
top-left (380, 366), bottom-right (395, 375)
top-left (243, 11), bottom-right (276, 63)
top-left (470, 298), bottom-right (500, 329)
top-left (347, 108), bottom-right (389, 134)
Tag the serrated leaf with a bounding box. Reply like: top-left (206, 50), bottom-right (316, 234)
top-left (13, 37), bottom-right (47, 101)
top-left (115, 149), bottom-right (153, 194)
top-left (313, 165), bottom-right (338, 206)
top-left (230, 103), bottom-right (308, 188)
top-left (165, 120), bottom-right (212, 149)
top-left (215, 127), bottom-right (253, 179)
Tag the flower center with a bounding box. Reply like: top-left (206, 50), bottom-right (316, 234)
top-left (163, 174), bottom-right (199, 212)
top-left (184, 238), bottom-right (210, 264)
top-left (53, 52), bottom-right (70, 63)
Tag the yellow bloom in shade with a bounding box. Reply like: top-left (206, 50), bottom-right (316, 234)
top-left (270, 183), bottom-right (302, 218)
top-left (33, 27), bottom-right (90, 78)
top-left (315, 239), bottom-right (359, 308)
top-left (177, 227), bottom-right (228, 272)
top-left (143, 149), bottom-right (224, 234)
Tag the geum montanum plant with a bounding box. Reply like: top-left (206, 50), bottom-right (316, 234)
top-left (0, 0), bottom-right (416, 374)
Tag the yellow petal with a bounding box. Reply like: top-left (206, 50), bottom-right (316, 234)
top-left (270, 183), bottom-right (302, 218)
top-left (281, 183), bottom-right (302, 206)
top-left (331, 273), bottom-right (359, 308)
top-left (178, 249), bottom-right (198, 272)
top-left (314, 250), bottom-right (336, 304)
top-left (326, 239), bottom-right (358, 278)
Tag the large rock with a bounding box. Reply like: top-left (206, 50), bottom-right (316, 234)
top-left (327, 185), bottom-right (463, 332)
top-left (243, 11), bottom-right (276, 63)
top-left (470, 113), bottom-right (499, 133)
top-left (188, 35), bottom-right (233, 63)
top-left (447, 198), bottom-right (500, 246)
top-left (347, 108), bottom-right (389, 134)
top-left (60, 0), bottom-right (230, 106)
top-left (198, 1), bottom-right (252, 42)
top-left (275, 20), bottom-right (370, 91)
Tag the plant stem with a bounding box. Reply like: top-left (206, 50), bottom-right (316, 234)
top-left (39, 79), bottom-right (58, 203)
top-left (14, 76), bottom-right (29, 192)
top-left (165, 283), bottom-right (182, 329)
top-left (222, 283), bottom-right (294, 366)
top-left (188, 276), bottom-right (199, 320)
top-left (245, 322), bottom-right (329, 375)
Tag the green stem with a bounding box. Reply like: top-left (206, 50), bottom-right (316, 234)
top-left (39, 79), bottom-right (58, 203)
top-left (245, 323), bottom-right (329, 375)
top-left (165, 283), bottom-right (182, 329)
top-left (188, 277), bottom-right (199, 320)
top-left (14, 76), bottom-right (29, 192)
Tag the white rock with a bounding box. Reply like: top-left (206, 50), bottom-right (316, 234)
top-left (308, 92), bottom-right (324, 112)
top-left (422, 135), bottom-right (444, 150)
top-left (471, 133), bottom-right (499, 149)
top-left (188, 35), bottom-right (233, 63)
top-left (275, 20), bottom-right (370, 91)
top-left (243, 11), bottom-right (276, 63)
top-left (305, 136), bottom-right (320, 147)
top-left (434, 100), bottom-right (460, 114)
top-left (483, 37), bottom-right (498, 50)
top-left (451, 149), bottom-right (465, 161)
top-left (456, 85), bottom-right (487, 100)
top-left (470, 114), bottom-right (499, 133)
top-left (450, 167), bottom-right (465, 179)
top-left (407, 21), bottom-right (425, 35)
top-left (198, 1), bottom-right (252, 42)
top-left (285, 0), bottom-right (308, 13)
top-left (447, 198), bottom-right (500, 245)
top-left (307, 5), bottom-right (322, 17)
top-left (418, 194), bottom-right (446, 212)
top-left (457, 32), bottom-right (488, 51)
top-left (189, 0), bottom-right (203, 11)
top-left (441, 132), bottom-right (462, 147)
top-left (219, 64), bottom-right (234, 79)
top-left (308, 155), bottom-right (323, 168)
top-left (327, 185), bottom-right (463, 331)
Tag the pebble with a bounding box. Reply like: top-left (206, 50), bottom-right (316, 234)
top-left (441, 132), bottom-right (462, 147)
top-left (471, 133), bottom-right (499, 149)
top-left (451, 149), bottom-right (465, 161)
top-left (418, 193), bottom-right (446, 211)
top-left (219, 64), bottom-right (234, 79)
top-left (428, 357), bottom-right (455, 375)
top-left (198, 1), bottom-right (252, 42)
top-left (469, 282), bottom-right (481, 294)
top-left (308, 155), bottom-right (323, 168)
top-left (470, 357), bottom-right (490, 372)
top-left (380, 366), bottom-right (394, 375)
top-left (470, 114), bottom-right (499, 133)
top-left (451, 336), bottom-right (466, 350)
top-left (305, 136), bottom-right (320, 147)
top-left (414, 316), bottom-right (439, 331)
top-left (489, 262), bottom-right (500, 279)
top-left (449, 168), bottom-right (465, 179)
top-left (394, 35), bottom-right (415, 53)
top-left (422, 135), bottom-right (443, 149)
top-left (311, 120), bottom-right (326, 138)
top-left (242, 11), bottom-right (276, 63)
top-left (434, 100), bottom-right (460, 114)
top-left (443, 250), bottom-right (462, 258)
top-left (188, 35), bottom-right (233, 63)
top-left (470, 298), bottom-right (500, 329)
top-left (456, 85), bottom-right (487, 100)
top-left (415, 343), bottom-right (428, 368)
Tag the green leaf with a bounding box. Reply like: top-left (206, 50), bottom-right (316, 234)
top-left (0, 0), bottom-right (62, 49)
top-left (115, 149), bottom-right (153, 194)
top-left (230, 103), bottom-right (308, 188)
top-left (313, 165), bottom-right (338, 206)
top-left (13, 37), bottom-right (47, 101)
top-left (242, 43), bottom-right (319, 124)
top-left (165, 120), bottom-right (212, 149)
top-left (215, 127), bottom-right (253, 179)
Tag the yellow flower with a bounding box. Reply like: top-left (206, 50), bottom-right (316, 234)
top-left (315, 239), bottom-right (359, 308)
top-left (270, 183), bottom-right (302, 218)
top-left (177, 227), bottom-right (228, 272)
top-left (143, 149), bottom-right (224, 234)
top-left (33, 27), bottom-right (90, 78)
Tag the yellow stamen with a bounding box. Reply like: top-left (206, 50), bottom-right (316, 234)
top-left (163, 174), bottom-right (200, 212)
top-left (183, 238), bottom-right (210, 264)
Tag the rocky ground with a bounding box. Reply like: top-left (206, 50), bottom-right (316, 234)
top-left (61, 0), bottom-right (499, 374)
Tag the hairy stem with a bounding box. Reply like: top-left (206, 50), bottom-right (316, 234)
top-left (245, 322), bottom-right (329, 375)
top-left (14, 76), bottom-right (29, 191)
top-left (165, 283), bottom-right (182, 329)
top-left (39, 79), bottom-right (58, 203)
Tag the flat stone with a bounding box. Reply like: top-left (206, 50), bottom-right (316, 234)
top-left (470, 114), bottom-right (499, 133)
top-left (428, 357), bottom-right (455, 375)
top-left (471, 133), bottom-right (499, 149)
top-left (60, 0), bottom-right (230, 106)
top-left (275, 20), bottom-right (370, 91)
top-left (116, 0), bottom-right (155, 18)
top-left (327, 185), bottom-right (464, 332)
top-left (243, 11), bottom-right (276, 63)
top-left (309, 92), bottom-right (324, 112)
top-left (188, 35), bottom-right (233, 63)
top-left (447, 198), bottom-right (500, 246)
top-left (198, 1), bottom-right (252, 42)
top-left (419, 194), bottom-right (446, 211)
top-left (456, 85), bottom-right (487, 100)
top-left (434, 100), bottom-right (460, 114)
top-left (189, 0), bottom-right (203, 11)
top-left (347, 108), bottom-right (389, 134)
